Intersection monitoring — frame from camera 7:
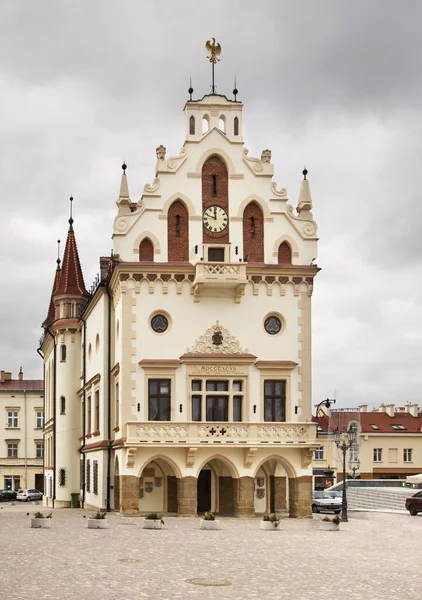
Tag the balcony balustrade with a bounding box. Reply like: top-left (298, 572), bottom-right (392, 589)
top-left (192, 262), bottom-right (247, 302)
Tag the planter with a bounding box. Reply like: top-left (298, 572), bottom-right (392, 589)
top-left (88, 519), bottom-right (108, 529)
top-left (319, 520), bottom-right (340, 531)
top-left (260, 520), bottom-right (278, 530)
top-left (200, 519), bottom-right (221, 530)
top-left (143, 519), bottom-right (163, 530)
top-left (31, 518), bottom-right (51, 529)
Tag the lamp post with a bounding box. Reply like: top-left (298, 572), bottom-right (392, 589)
top-left (349, 459), bottom-right (361, 479)
top-left (315, 398), bottom-right (336, 438)
top-left (334, 426), bottom-right (355, 522)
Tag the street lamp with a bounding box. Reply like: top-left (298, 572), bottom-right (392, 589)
top-left (315, 398), bottom-right (336, 438)
top-left (334, 426), bottom-right (355, 522)
top-left (349, 458), bottom-right (361, 479)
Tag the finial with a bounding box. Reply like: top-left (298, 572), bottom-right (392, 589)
top-left (188, 77), bottom-right (193, 100)
top-left (122, 161), bottom-right (127, 173)
top-left (56, 239), bottom-right (61, 270)
top-left (302, 166), bottom-right (308, 180)
top-left (68, 196), bottom-right (74, 231)
top-left (19, 366), bottom-right (23, 374)
top-left (233, 78), bottom-right (238, 101)
top-left (206, 38), bottom-right (222, 94)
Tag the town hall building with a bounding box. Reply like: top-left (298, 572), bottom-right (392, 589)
top-left (40, 47), bottom-right (320, 517)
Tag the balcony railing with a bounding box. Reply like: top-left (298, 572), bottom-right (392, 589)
top-left (126, 421), bottom-right (317, 446)
top-left (192, 262), bottom-right (247, 302)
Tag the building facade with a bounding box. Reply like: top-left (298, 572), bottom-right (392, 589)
top-left (313, 403), bottom-right (422, 488)
top-left (0, 369), bottom-right (44, 492)
top-left (40, 83), bottom-right (320, 516)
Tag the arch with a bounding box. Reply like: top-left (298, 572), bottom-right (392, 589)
top-left (218, 115), bottom-right (226, 133)
top-left (202, 114), bottom-right (210, 134)
top-left (272, 234), bottom-right (299, 261)
top-left (133, 230), bottom-right (161, 256)
top-left (252, 454), bottom-right (297, 479)
top-left (195, 147), bottom-right (236, 176)
top-left (167, 199), bottom-right (189, 261)
top-left (195, 454), bottom-right (239, 479)
top-left (237, 194), bottom-right (271, 219)
top-left (161, 193), bottom-right (196, 217)
top-left (243, 201), bottom-right (264, 262)
top-left (234, 116), bottom-right (239, 136)
top-left (189, 115), bottom-right (195, 135)
top-left (278, 241), bottom-right (292, 264)
top-left (202, 155), bottom-right (229, 244)
top-left (137, 454), bottom-right (183, 480)
top-left (139, 237), bottom-right (154, 262)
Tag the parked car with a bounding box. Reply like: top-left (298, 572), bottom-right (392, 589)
top-left (0, 489), bottom-right (17, 502)
top-left (326, 490), bottom-right (343, 499)
top-left (405, 491), bottom-right (422, 516)
top-left (312, 491), bottom-right (342, 514)
top-left (16, 489), bottom-right (43, 502)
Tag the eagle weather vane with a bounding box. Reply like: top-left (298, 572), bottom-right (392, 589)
top-left (206, 38), bottom-right (222, 94)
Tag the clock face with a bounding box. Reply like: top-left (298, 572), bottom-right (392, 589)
top-left (203, 205), bottom-right (228, 233)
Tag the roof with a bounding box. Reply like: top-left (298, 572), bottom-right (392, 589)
top-left (0, 380), bottom-right (43, 392)
top-left (54, 229), bottom-right (87, 297)
top-left (43, 265), bottom-right (62, 327)
top-left (316, 411), bottom-right (422, 434)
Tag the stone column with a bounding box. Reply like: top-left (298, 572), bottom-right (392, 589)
top-left (178, 476), bottom-right (197, 516)
top-left (274, 476), bottom-right (287, 511)
top-left (120, 475), bottom-right (139, 515)
top-left (288, 476), bottom-right (312, 518)
top-left (233, 476), bottom-right (255, 517)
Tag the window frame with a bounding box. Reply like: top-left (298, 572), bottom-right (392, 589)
top-left (148, 379), bottom-right (171, 422)
top-left (263, 380), bottom-right (286, 422)
top-left (373, 448), bottom-right (383, 462)
top-left (314, 446), bottom-right (324, 460)
top-left (94, 389), bottom-right (100, 432)
top-left (7, 443), bottom-right (18, 458)
top-left (36, 411), bottom-right (44, 429)
top-left (7, 411), bottom-right (19, 428)
top-left (36, 442), bottom-right (44, 459)
top-left (403, 448), bottom-right (413, 462)
top-left (189, 377), bottom-right (245, 423)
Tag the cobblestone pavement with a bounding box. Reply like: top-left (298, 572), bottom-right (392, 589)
top-left (1, 503), bottom-right (421, 600)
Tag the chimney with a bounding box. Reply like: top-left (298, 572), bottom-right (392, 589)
top-left (407, 404), bottom-right (419, 417)
top-left (359, 405), bottom-right (368, 413)
top-left (0, 370), bottom-right (12, 382)
top-left (18, 367), bottom-right (23, 381)
top-left (377, 404), bottom-right (386, 413)
top-left (385, 404), bottom-right (395, 417)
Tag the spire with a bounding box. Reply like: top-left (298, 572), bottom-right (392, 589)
top-left (188, 77), bottom-right (193, 100)
top-left (297, 166), bottom-right (313, 214)
top-left (119, 162), bottom-right (130, 200)
top-left (233, 78), bottom-right (238, 101)
top-left (42, 240), bottom-right (62, 327)
top-left (54, 199), bottom-right (88, 298)
top-left (68, 196), bottom-right (74, 232)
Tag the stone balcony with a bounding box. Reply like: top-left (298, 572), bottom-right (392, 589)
top-left (192, 262), bottom-right (247, 302)
top-left (126, 421), bottom-right (317, 447)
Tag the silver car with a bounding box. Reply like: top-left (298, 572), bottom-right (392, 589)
top-left (312, 491), bottom-right (342, 514)
top-left (16, 489), bottom-right (43, 502)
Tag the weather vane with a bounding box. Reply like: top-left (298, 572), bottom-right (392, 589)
top-left (206, 38), bottom-right (222, 94)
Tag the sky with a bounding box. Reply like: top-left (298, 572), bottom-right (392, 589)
top-left (0, 1), bottom-right (421, 408)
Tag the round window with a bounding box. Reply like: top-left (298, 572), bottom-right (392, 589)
top-left (151, 314), bottom-right (169, 333)
top-left (264, 315), bottom-right (282, 335)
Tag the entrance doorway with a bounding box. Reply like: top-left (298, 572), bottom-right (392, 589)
top-left (197, 469), bottom-right (211, 513)
top-left (35, 474), bottom-right (44, 493)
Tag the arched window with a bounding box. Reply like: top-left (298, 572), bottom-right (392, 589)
top-left (202, 115), bottom-right (210, 134)
top-left (234, 116), bottom-right (239, 136)
top-left (243, 202), bottom-right (264, 262)
top-left (60, 345), bottom-right (66, 362)
top-left (60, 396), bottom-right (66, 414)
top-left (139, 238), bottom-right (154, 262)
top-left (167, 200), bottom-right (189, 261)
top-left (189, 115), bottom-right (195, 135)
top-left (219, 116), bottom-right (226, 133)
top-left (278, 242), bottom-right (292, 264)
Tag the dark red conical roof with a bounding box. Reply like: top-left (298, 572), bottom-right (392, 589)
top-left (54, 224), bottom-right (88, 297)
top-left (42, 263), bottom-right (62, 327)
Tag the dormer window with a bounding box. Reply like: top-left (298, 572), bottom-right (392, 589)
top-left (189, 115), bottom-right (195, 135)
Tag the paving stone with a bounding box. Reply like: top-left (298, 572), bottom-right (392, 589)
top-left (0, 503), bottom-right (421, 599)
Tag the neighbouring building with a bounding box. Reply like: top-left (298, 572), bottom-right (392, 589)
top-left (40, 53), bottom-right (321, 515)
top-left (0, 368), bottom-right (44, 492)
top-left (313, 403), bottom-right (422, 488)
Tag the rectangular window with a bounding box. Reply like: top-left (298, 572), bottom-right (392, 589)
top-left (36, 443), bottom-right (44, 459)
top-left (404, 448), bottom-right (413, 462)
top-left (206, 380), bottom-right (229, 392)
top-left (148, 379), bottom-right (171, 421)
top-left (264, 380), bottom-right (286, 422)
top-left (36, 411), bottom-right (44, 428)
top-left (60, 344), bottom-right (67, 361)
top-left (4, 476), bottom-right (20, 491)
top-left (7, 411), bottom-right (19, 428)
top-left (192, 396), bottom-right (201, 421)
top-left (191, 380), bottom-right (202, 392)
top-left (7, 443), bottom-right (18, 458)
top-left (212, 174), bottom-right (217, 196)
top-left (373, 448), bottom-right (383, 462)
top-left (87, 396), bottom-right (92, 433)
top-left (208, 247), bottom-right (225, 262)
top-left (60, 397), bottom-right (66, 414)
top-left (93, 460), bottom-right (98, 494)
top-left (94, 390), bottom-right (100, 431)
top-left (115, 382), bottom-right (119, 427)
top-left (86, 459), bottom-right (91, 492)
top-left (206, 397), bottom-right (228, 421)
top-left (233, 396), bottom-right (242, 422)
top-left (314, 446), bottom-right (324, 460)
